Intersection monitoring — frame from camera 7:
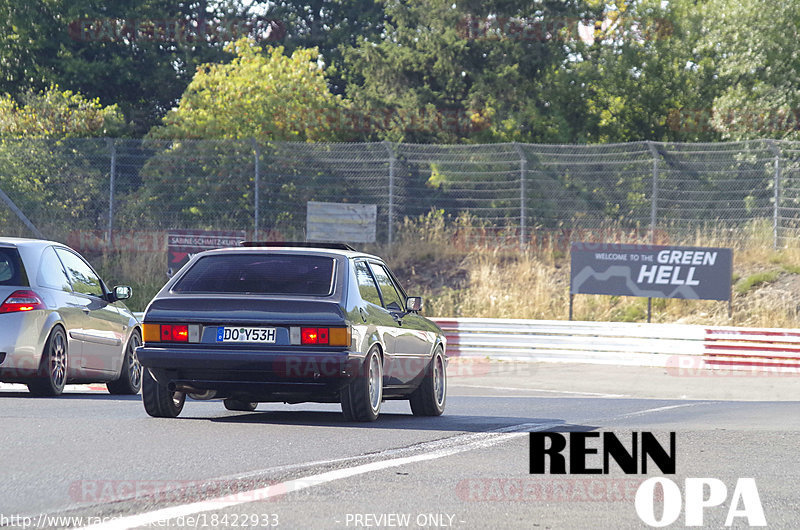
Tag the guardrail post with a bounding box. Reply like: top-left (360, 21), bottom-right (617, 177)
top-left (513, 143), bottom-right (527, 247)
top-left (252, 138), bottom-right (260, 240)
top-left (647, 142), bottom-right (660, 244)
top-left (383, 141), bottom-right (396, 246)
top-left (768, 140), bottom-right (781, 249)
top-left (107, 138), bottom-right (116, 246)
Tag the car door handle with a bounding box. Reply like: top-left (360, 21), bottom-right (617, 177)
top-left (81, 308), bottom-right (91, 314)
top-left (359, 308), bottom-right (367, 322)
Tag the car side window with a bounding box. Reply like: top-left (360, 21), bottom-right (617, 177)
top-left (37, 246), bottom-right (72, 292)
top-left (370, 263), bottom-right (404, 312)
top-left (55, 248), bottom-right (104, 298)
top-left (354, 260), bottom-right (383, 307)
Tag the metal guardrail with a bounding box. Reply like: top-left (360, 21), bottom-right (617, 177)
top-left (432, 318), bottom-right (800, 373)
top-left (132, 312), bottom-right (800, 372)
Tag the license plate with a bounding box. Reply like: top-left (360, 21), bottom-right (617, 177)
top-left (216, 327), bottom-right (277, 343)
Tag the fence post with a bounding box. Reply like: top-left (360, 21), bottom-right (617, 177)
top-left (513, 143), bottom-right (527, 247)
top-left (107, 138), bottom-right (116, 246)
top-left (383, 141), bottom-right (395, 246)
top-left (252, 138), bottom-right (260, 240)
top-left (767, 140), bottom-right (781, 249)
top-left (647, 142), bottom-right (660, 244)
top-left (0, 186), bottom-right (44, 239)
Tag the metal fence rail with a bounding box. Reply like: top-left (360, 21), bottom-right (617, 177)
top-left (1, 139), bottom-right (800, 247)
top-left (433, 318), bottom-right (800, 373)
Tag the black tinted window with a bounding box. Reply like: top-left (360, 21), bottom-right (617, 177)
top-left (0, 247), bottom-right (28, 286)
top-left (370, 264), bottom-right (404, 311)
top-left (354, 261), bottom-right (382, 306)
top-left (173, 254), bottom-right (335, 295)
top-left (37, 247), bottom-right (71, 292)
top-left (55, 248), bottom-right (104, 297)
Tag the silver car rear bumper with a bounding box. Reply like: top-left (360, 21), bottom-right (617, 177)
top-left (0, 312), bottom-right (48, 379)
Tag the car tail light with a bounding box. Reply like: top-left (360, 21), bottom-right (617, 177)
top-left (142, 323), bottom-right (189, 343)
top-left (0, 290), bottom-right (45, 313)
top-left (301, 327), bottom-right (349, 346)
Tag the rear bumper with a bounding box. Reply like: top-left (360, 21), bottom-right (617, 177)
top-left (136, 346), bottom-right (365, 400)
top-left (0, 312), bottom-right (46, 380)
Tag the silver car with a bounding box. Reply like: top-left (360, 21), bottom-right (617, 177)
top-left (0, 238), bottom-right (142, 396)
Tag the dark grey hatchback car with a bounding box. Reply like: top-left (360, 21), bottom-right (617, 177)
top-left (136, 243), bottom-right (447, 421)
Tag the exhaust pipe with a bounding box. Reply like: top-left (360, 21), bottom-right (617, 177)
top-left (188, 390), bottom-right (218, 400)
top-left (167, 381), bottom-right (217, 400)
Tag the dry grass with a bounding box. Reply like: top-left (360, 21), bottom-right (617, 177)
top-left (18, 211), bottom-right (800, 328)
top-left (373, 214), bottom-right (800, 328)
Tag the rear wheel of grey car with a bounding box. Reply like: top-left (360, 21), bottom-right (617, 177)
top-left (107, 330), bottom-right (142, 395)
top-left (341, 347), bottom-right (383, 422)
top-left (142, 369), bottom-right (185, 418)
top-left (409, 347), bottom-right (446, 416)
top-left (28, 326), bottom-right (68, 397)
top-left (223, 399), bottom-right (258, 412)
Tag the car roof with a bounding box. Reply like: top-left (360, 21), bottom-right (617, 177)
top-left (199, 245), bottom-right (383, 261)
top-left (0, 237), bottom-right (65, 250)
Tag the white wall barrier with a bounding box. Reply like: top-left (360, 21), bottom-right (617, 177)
top-left (432, 318), bottom-right (800, 374)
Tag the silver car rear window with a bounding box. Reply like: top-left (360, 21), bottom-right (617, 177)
top-left (0, 247), bottom-right (28, 286)
top-left (172, 254), bottom-right (335, 295)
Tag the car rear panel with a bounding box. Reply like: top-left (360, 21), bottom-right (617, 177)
top-left (144, 296), bottom-right (348, 327)
top-left (0, 286), bottom-right (47, 379)
top-left (137, 296), bottom-right (361, 400)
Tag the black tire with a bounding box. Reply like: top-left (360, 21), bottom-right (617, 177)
top-left (340, 347), bottom-right (383, 422)
top-left (142, 368), bottom-right (185, 418)
top-left (409, 347), bottom-right (446, 416)
top-left (107, 330), bottom-right (142, 395)
top-left (224, 398), bottom-right (258, 412)
top-left (28, 326), bottom-right (68, 397)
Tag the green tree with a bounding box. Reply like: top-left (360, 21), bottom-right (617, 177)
top-left (148, 38), bottom-right (345, 140)
top-left (700, 0), bottom-right (800, 140)
top-left (231, 0), bottom-right (386, 95)
top-left (0, 0), bottom-right (246, 136)
top-left (0, 87), bottom-right (123, 236)
top-left (341, 0), bottom-right (587, 143)
top-left (127, 39), bottom-right (348, 231)
top-left (0, 86), bottom-right (124, 137)
top-left (559, 0), bottom-right (720, 142)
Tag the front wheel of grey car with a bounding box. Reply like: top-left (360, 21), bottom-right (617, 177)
top-left (142, 369), bottom-right (185, 418)
top-left (107, 330), bottom-right (142, 395)
top-left (341, 347), bottom-right (383, 422)
top-left (409, 347), bottom-right (446, 416)
top-left (28, 326), bottom-right (68, 397)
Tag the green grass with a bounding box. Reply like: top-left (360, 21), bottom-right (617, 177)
top-left (781, 264), bottom-right (800, 274)
top-left (734, 270), bottom-right (781, 295)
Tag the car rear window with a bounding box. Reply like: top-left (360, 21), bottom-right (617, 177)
top-left (0, 247), bottom-right (28, 286)
top-left (172, 254), bottom-right (336, 295)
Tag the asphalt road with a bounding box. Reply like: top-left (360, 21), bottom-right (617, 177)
top-left (1, 362), bottom-right (798, 529)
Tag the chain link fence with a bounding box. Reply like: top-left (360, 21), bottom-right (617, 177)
top-left (0, 138), bottom-right (797, 250)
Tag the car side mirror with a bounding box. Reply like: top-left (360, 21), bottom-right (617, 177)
top-left (113, 285), bottom-right (132, 301)
top-left (406, 296), bottom-right (423, 312)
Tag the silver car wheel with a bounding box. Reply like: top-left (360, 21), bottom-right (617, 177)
top-left (128, 334), bottom-right (142, 389)
top-left (433, 352), bottom-right (446, 407)
top-left (368, 352), bottom-right (382, 412)
top-left (50, 331), bottom-right (67, 389)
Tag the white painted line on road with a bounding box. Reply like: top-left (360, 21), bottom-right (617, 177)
top-left (74, 402), bottom-right (706, 530)
top-left (450, 383), bottom-right (629, 398)
top-left (75, 421), bottom-right (562, 530)
top-left (611, 403), bottom-right (707, 420)
top-left (0, 383), bottom-right (106, 393)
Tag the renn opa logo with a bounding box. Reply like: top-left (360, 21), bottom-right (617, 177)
top-left (530, 432), bottom-right (766, 527)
